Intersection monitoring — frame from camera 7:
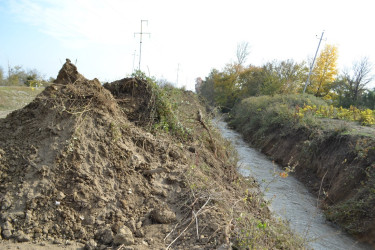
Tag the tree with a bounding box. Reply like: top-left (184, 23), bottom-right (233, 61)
top-left (2, 64), bottom-right (49, 87)
top-left (259, 62), bottom-right (283, 95)
top-left (343, 57), bottom-right (373, 105)
top-left (307, 44), bottom-right (339, 97)
top-left (24, 69), bottom-right (41, 87)
top-left (362, 89), bottom-right (375, 109)
top-left (7, 65), bottom-right (27, 86)
top-left (195, 77), bottom-right (203, 94)
top-left (0, 66), bottom-right (4, 85)
top-left (237, 60), bottom-right (308, 98)
top-left (198, 69), bottom-right (218, 105)
top-left (260, 60), bottom-right (308, 95)
top-left (213, 64), bottom-right (240, 111)
top-left (237, 65), bottom-right (264, 97)
top-left (236, 41), bottom-right (250, 66)
top-left (274, 60), bottom-right (308, 93)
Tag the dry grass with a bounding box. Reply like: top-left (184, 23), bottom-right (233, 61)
top-left (0, 86), bottom-right (44, 116)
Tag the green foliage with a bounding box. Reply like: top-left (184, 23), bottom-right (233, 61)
top-left (0, 64), bottom-right (50, 87)
top-left (233, 206), bottom-right (304, 249)
top-left (296, 104), bottom-right (375, 126)
top-left (363, 89), bottom-right (375, 110)
top-left (332, 58), bottom-right (373, 108)
top-left (325, 196), bottom-right (375, 234)
top-left (131, 70), bottom-right (190, 140)
top-left (258, 60), bottom-right (308, 95)
top-left (229, 94), bottom-right (327, 136)
top-left (198, 60), bottom-right (308, 111)
top-left (0, 66), bottom-right (4, 85)
top-left (210, 64), bottom-right (242, 111)
top-left (237, 65), bottom-right (265, 97)
top-left (7, 65), bottom-right (25, 86)
top-left (197, 71), bottom-right (216, 105)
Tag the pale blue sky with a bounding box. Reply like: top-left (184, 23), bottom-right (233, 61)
top-left (1, 0), bottom-right (375, 90)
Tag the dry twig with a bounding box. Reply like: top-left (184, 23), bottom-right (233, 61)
top-left (166, 196), bottom-right (211, 250)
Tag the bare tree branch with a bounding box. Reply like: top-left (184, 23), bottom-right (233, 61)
top-left (344, 57), bottom-right (374, 104)
top-left (236, 42), bottom-right (250, 66)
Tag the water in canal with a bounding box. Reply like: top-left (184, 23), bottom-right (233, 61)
top-left (215, 119), bottom-right (371, 250)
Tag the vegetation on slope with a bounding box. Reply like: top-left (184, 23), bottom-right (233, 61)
top-left (0, 86), bottom-right (44, 117)
top-left (228, 94), bottom-right (375, 245)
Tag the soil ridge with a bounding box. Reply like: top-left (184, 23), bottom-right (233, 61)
top-left (0, 60), bottom-right (303, 249)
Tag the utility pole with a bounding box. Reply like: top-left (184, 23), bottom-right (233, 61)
top-left (303, 31), bottom-right (325, 93)
top-left (134, 20), bottom-right (150, 71)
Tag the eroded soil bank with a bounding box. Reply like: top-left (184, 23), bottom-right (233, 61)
top-left (228, 97), bottom-right (375, 247)
top-left (0, 61), bottom-right (303, 249)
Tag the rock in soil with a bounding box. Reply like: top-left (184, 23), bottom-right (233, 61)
top-left (113, 225), bottom-right (134, 245)
top-left (150, 205), bottom-right (177, 224)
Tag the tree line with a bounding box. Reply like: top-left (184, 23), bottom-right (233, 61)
top-left (196, 42), bottom-right (375, 111)
top-left (0, 64), bottom-right (53, 87)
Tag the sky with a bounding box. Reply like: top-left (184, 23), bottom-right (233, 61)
top-left (1, 0), bottom-right (375, 90)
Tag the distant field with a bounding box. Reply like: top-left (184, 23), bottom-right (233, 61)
top-left (0, 86), bottom-right (44, 118)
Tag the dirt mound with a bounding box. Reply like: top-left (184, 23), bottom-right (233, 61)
top-left (0, 60), bottom-right (236, 249)
top-left (0, 60), bottom-right (303, 249)
top-left (54, 59), bottom-right (86, 85)
top-left (103, 78), bottom-right (154, 126)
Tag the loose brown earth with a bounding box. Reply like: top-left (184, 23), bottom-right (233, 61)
top-left (0, 60), bottom-right (301, 249)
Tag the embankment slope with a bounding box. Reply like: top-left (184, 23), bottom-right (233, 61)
top-left (229, 94), bottom-right (375, 246)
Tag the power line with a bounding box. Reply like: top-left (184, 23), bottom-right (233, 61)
top-left (134, 20), bottom-right (150, 71)
top-left (303, 31), bottom-right (325, 93)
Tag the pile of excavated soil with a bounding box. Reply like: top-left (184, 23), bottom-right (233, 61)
top-left (0, 60), bottom-right (303, 250)
top-left (0, 60), bottom-right (247, 249)
top-left (0, 60), bottom-right (199, 249)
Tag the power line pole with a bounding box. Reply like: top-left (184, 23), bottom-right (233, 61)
top-left (303, 31), bottom-right (325, 93)
top-left (134, 20), bottom-right (150, 71)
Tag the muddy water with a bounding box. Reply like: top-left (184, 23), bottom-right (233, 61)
top-left (215, 119), bottom-right (371, 250)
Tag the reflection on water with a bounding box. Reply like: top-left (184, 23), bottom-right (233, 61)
top-left (215, 118), bottom-right (371, 250)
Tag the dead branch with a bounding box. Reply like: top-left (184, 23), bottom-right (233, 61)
top-left (166, 196), bottom-right (211, 250)
top-left (196, 109), bottom-right (214, 146)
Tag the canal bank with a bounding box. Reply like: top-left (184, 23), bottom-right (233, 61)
top-left (225, 94), bottom-right (375, 247)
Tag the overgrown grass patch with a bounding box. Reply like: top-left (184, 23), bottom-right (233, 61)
top-left (228, 94), bottom-right (326, 139)
top-left (0, 86), bottom-right (44, 111)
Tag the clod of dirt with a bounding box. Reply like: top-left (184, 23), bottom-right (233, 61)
top-left (150, 204), bottom-right (177, 224)
top-left (113, 225), bottom-right (134, 245)
top-left (54, 59), bottom-right (85, 85)
top-left (103, 78), bottom-right (154, 126)
top-left (14, 231), bottom-right (31, 243)
top-left (96, 227), bottom-right (114, 245)
top-left (84, 239), bottom-right (97, 250)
